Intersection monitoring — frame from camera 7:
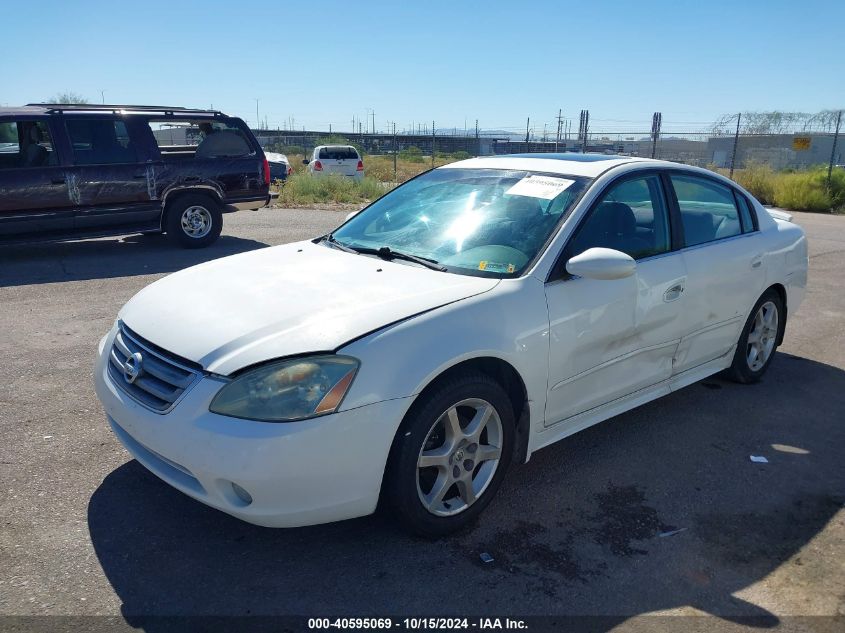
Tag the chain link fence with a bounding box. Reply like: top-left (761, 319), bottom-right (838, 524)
top-left (255, 111), bottom-right (843, 204)
top-left (257, 121), bottom-right (842, 173)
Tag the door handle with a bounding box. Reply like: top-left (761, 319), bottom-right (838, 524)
top-left (51, 178), bottom-right (66, 184)
top-left (751, 253), bottom-right (763, 269)
top-left (133, 173), bottom-right (148, 179)
top-left (663, 283), bottom-right (684, 302)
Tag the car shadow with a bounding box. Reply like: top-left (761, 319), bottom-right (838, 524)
top-left (88, 353), bottom-right (845, 629)
top-left (0, 233), bottom-right (268, 287)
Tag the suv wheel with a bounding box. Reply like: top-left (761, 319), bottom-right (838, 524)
top-left (385, 372), bottom-right (514, 538)
top-left (166, 194), bottom-right (223, 248)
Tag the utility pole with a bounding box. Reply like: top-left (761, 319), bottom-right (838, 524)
top-left (475, 119), bottom-right (479, 156)
top-left (579, 110), bottom-right (590, 153)
top-left (255, 98), bottom-right (260, 130)
top-left (525, 117), bottom-right (530, 144)
top-left (100, 90), bottom-right (106, 104)
top-left (431, 120), bottom-right (436, 168)
top-left (555, 109), bottom-right (562, 152)
top-left (729, 112), bottom-right (742, 179)
top-left (828, 110), bottom-right (842, 187)
top-left (370, 109), bottom-right (376, 135)
top-left (650, 112), bottom-right (662, 159)
top-left (392, 121), bottom-right (397, 182)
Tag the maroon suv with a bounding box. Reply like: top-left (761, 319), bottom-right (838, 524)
top-left (0, 104), bottom-right (273, 248)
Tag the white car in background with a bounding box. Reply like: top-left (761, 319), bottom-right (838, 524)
top-left (304, 144), bottom-right (363, 180)
top-left (94, 154), bottom-right (807, 537)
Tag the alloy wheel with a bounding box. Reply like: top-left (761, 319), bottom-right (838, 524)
top-left (416, 398), bottom-right (503, 516)
top-left (746, 300), bottom-right (778, 371)
top-left (180, 205), bottom-right (212, 239)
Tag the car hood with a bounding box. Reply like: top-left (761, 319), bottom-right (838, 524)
top-left (119, 240), bottom-right (499, 375)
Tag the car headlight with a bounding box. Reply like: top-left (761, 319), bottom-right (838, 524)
top-left (209, 355), bottom-right (359, 422)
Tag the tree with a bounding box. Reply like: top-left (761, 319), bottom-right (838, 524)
top-left (47, 92), bottom-right (89, 104)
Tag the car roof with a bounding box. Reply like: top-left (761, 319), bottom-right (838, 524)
top-left (0, 106), bottom-right (51, 116)
top-left (0, 104), bottom-right (227, 119)
top-left (445, 153), bottom-right (655, 178)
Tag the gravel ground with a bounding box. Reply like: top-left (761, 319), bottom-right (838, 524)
top-left (0, 207), bottom-right (843, 631)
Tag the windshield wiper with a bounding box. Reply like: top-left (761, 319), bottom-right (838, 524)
top-left (320, 233), bottom-right (358, 254)
top-left (319, 235), bottom-right (446, 271)
top-left (369, 246), bottom-right (447, 271)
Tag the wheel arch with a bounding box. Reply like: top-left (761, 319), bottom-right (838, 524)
top-left (768, 282), bottom-right (788, 345)
top-left (160, 187), bottom-right (223, 229)
top-left (402, 356), bottom-right (531, 465)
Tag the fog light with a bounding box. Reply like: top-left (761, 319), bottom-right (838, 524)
top-left (231, 482), bottom-right (253, 506)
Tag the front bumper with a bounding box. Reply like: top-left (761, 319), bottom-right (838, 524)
top-left (94, 331), bottom-right (412, 528)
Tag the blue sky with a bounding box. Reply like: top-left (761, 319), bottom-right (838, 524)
top-left (2, 0), bottom-right (843, 134)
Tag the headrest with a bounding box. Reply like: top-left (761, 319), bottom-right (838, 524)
top-left (594, 201), bottom-right (636, 235)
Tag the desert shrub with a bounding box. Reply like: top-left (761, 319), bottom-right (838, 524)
top-left (399, 146), bottom-right (424, 163)
top-left (275, 173), bottom-right (387, 205)
top-left (733, 163), bottom-right (776, 205)
top-left (772, 167), bottom-right (843, 212)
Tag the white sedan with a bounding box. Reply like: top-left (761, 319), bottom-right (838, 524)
top-left (94, 154), bottom-right (808, 536)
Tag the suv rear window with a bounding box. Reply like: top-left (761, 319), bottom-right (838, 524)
top-left (147, 119), bottom-right (254, 158)
top-left (319, 146), bottom-right (359, 160)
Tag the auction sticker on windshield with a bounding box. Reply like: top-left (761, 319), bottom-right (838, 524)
top-left (505, 175), bottom-right (575, 199)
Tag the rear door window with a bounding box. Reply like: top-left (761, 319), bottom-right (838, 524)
top-left (65, 119), bottom-right (139, 165)
top-left (734, 192), bottom-right (757, 233)
top-left (669, 174), bottom-right (743, 247)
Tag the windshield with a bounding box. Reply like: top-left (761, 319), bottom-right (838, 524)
top-left (331, 168), bottom-right (590, 277)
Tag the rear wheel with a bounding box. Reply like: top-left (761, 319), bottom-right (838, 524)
top-left (385, 372), bottom-right (514, 538)
top-left (725, 289), bottom-right (784, 383)
top-left (166, 194), bottom-right (222, 249)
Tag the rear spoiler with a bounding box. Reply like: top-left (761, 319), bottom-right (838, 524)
top-left (766, 208), bottom-right (793, 222)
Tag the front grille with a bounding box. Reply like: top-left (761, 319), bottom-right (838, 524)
top-left (107, 323), bottom-right (201, 413)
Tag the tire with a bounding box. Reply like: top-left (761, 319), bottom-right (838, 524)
top-left (725, 289), bottom-right (784, 384)
top-left (384, 372), bottom-right (515, 538)
top-left (165, 194), bottom-right (223, 249)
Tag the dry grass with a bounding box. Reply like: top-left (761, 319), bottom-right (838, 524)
top-left (712, 163), bottom-right (845, 213)
top-left (274, 173), bottom-right (387, 206)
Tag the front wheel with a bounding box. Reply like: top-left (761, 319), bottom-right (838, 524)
top-left (725, 290), bottom-right (784, 383)
top-left (384, 372), bottom-right (514, 538)
top-left (166, 194), bottom-right (223, 249)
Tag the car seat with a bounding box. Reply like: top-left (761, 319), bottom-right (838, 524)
top-left (576, 201), bottom-right (652, 259)
top-left (21, 126), bottom-right (48, 167)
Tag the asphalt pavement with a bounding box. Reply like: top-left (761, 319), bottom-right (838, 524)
top-left (1, 208), bottom-right (843, 631)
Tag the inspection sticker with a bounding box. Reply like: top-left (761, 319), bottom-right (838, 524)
top-left (478, 261), bottom-right (514, 273)
top-left (505, 175), bottom-right (575, 200)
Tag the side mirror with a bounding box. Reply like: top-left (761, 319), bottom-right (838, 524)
top-left (302, 159), bottom-right (309, 165)
top-left (565, 247), bottom-right (636, 280)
